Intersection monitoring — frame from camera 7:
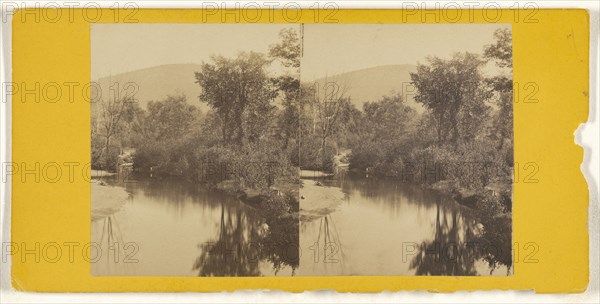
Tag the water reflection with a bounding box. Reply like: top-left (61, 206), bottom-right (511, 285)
top-left (91, 212), bottom-right (140, 276)
top-left (409, 203), bottom-right (479, 275)
top-left (193, 196), bottom-right (300, 276)
top-left (91, 176), bottom-right (295, 276)
top-left (299, 171), bottom-right (511, 276)
top-left (92, 172), bottom-right (510, 277)
top-left (193, 203), bottom-right (263, 276)
top-left (259, 194), bottom-right (300, 275)
top-left (307, 215), bottom-right (348, 274)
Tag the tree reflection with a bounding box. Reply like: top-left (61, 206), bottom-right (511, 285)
top-left (193, 203), bottom-right (263, 276)
top-left (410, 202), bottom-right (479, 275)
top-left (410, 201), bottom-right (512, 275)
top-left (316, 215), bottom-right (346, 270)
top-left (260, 209), bottom-right (299, 275)
top-left (94, 214), bottom-right (135, 275)
top-left (473, 210), bottom-right (512, 274)
top-left (193, 193), bottom-right (300, 277)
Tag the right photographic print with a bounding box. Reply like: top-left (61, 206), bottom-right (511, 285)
top-left (298, 23), bottom-right (514, 276)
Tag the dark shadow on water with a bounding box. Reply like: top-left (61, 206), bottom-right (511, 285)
top-left (193, 196), bottom-right (300, 277)
top-left (409, 200), bottom-right (512, 276)
top-left (193, 203), bottom-right (263, 276)
top-left (409, 202), bottom-right (478, 275)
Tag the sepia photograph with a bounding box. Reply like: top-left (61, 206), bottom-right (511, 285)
top-left (90, 23), bottom-right (513, 277)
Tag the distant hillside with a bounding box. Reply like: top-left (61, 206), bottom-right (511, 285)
top-left (93, 64), bottom-right (206, 112)
top-left (312, 64), bottom-right (423, 112)
top-left (92, 63), bottom-right (423, 115)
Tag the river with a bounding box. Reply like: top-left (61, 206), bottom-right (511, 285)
top-left (91, 171), bottom-right (511, 276)
top-left (299, 170), bottom-right (511, 276)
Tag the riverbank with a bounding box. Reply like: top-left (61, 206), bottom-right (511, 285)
top-left (298, 150), bottom-right (350, 221)
top-left (214, 177), bottom-right (344, 222)
top-left (300, 170), bottom-right (333, 178)
top-left (428, 179), bottom-right (512, 211)
top-left (297, 166), bottom-right (512, 224)
top-left (91, 181), bottom-right (129, 221)
top-left (298, 179), bottom-right (345, 222)
top-left (91, 170), bottom-right (116, 178)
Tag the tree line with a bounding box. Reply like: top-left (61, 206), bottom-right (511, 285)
top-left (91, 27), bottom-right (513, 204)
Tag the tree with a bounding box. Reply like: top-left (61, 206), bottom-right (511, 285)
top-left (132, 95), bottom-right (201, 175)
top-left (270, 28), bottom-right (301, 148)
top-left (195, 52), bottom-right (275, 146)
top-left (144, 95), bottom-right (201, 141)
top-left (484, 28), bottom-right (513, 150)
top-left (349, 93), bottom-right (417, 174)
top-left (484, 28), bottom-right (512, 69)
top-left (269, 28), bottom-right (301, 69)
top-left (308, 80), bottom-right (350, 168)
top-left (362, 93), bottom-right (417, 144)
top-left (410, 53), bottom-right (491, 146)
top-left (330, 99), bottom-right (362, 149)
top-left (91, 95), bottom-right (138, 170)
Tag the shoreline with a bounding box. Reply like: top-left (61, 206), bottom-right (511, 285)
top-left (91, 181), bottom-right (130, 221)
top-left (298, 179), bottom-right (345, 222)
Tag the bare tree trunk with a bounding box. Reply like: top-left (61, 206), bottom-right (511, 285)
top-left (321, 136), bottom-right (327, 171)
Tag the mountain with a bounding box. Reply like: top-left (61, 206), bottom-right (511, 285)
top-left (311, 64), bottom-right (423, 112)
top-left (92, 63), bottom-right (423, 114)
top-left (93, 64), bottom-right (207, 112)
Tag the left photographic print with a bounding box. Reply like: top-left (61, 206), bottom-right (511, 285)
top-left (90, 24), bottom-right (301, 276)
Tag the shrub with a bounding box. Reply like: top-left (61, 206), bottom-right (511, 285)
top-left (186, 139), bottom-right (298, 192)
top-left (348, 139), bottom-right (382, 172)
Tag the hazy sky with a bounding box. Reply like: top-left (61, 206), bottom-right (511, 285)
top-left (92, 23), bottom-right (510, 80)
top-left (301, 23), bottom-right (510, 80)
top-left (91, 23), bottom-right (293, 80)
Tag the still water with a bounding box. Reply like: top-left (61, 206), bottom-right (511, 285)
top-left (91, 172), bottom-right (510, 276)
top-left (299, 172), bottom-right (510, 276)
top-left (91, 177), bottom-right (295, 276)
